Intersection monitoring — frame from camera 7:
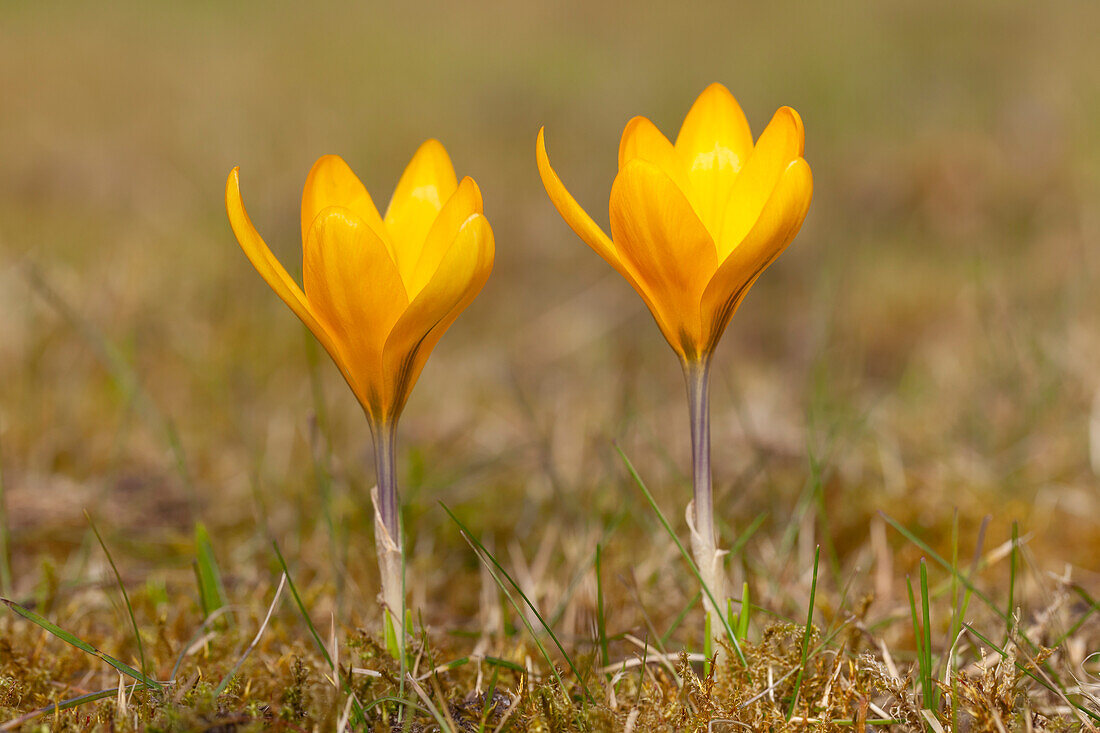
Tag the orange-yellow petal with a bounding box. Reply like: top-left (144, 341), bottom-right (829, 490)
top-left (538, 127), bottom-right (679, 349)
top-left (384, 139), bottom-right (458, 281)
top-left (301, 155), bottom-right (393, 260)
top-left (701, 157), bottom-right (813, 350)
top-left (675, 83), bottom-right (755, 242)
top-left (618, 116), bottom-right (696, 213)
top-left (536, 127), bottom-right (621, 268)
top-left (304, 206), bottom-right (409, 417)
top-left (406, 176), bottom-right (483, 299)
top-left (675, 83), bottom-right (754, 170)
top-left (609, 159), bottom-right (718, 358)
top-left (718, 106), bottom-right (804, 259)
top-left (226, 168), bottom-right (341, 361)
top-left (382, 213), bottom-right (494, 418)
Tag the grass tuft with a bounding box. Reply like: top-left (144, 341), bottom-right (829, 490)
top-left (193, 522), bottom-right (228, 620)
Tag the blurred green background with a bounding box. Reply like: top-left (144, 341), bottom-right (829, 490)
top-left (2, 0), bottom-right (1099, 621)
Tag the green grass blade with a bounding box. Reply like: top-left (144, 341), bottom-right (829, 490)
top-left (906, 575), bottom-right (931, 714)
top-left (786, 545), bottom-right (820, 721)
top-left (615, 445), bottom-right (749, 671)
top-left (703, 612), bottom-right (713, 673)
top-left (1005, 521), bottom-right (1018, 645)
top-left (595, 543), bottom-right (610, 670)
top-left (194, 522), bottom-right (228, 618)
top-left (272, 542), bottom-right (331, 666)
top-left (483, 656), bottom-right (525, 673)
top-left (476, 667), bottom-right (501, 733)
top-left (0, 438), bottom-right (11, 597)
top-left (441, 502), bottom-right (593, 704)
top-left (920, 559), bottom-right (937, 714)
top-left (948, 510), bottom-right (960, 731)
top-left (736, 582), bottom-right (751, 642)
top-left (86, 511), bottom-right (150, 685)
top-left (1, 597), bottom-right (162, 690)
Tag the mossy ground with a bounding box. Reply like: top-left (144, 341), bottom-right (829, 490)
top-left (2, 1), bottom-right (1100, 730)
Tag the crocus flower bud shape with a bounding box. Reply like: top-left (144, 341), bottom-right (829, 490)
top-left (537, 82), bottom-right (812, 363)
top-left (227, 141), bottom-right (494, 427)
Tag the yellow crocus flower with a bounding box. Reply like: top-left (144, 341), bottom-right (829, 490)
top-left (226, 142), bottom-right (494, 426)
top-left (226, 141), bottom-right (494, 655)
top-left (537, 82), bottom-right (812, 363)
top-left (537, 83), bottom-right (812, 663)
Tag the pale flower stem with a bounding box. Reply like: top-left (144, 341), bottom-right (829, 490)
top-left (370, 419), bottom-right (405, 655)
top-left (685, 358), bottom-right (714, 542)
top-left (373, 421), bottom-right (400, 537)
top-left (682, 356), bottom-right (728, 658)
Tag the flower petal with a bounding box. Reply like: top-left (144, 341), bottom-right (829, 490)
top-left (384, 139), bottom-right (459, 281)
top-left (382, 213), bottom-right (494, 419)
top-left (405, 176), bottom-right (483, 300)
top-left (675, 83), bottom-right (754, 169)
top-left (301, 155), bottom-right (393, 259)
top-left (536, 127), bottom-right (622, 267)
top-left (609, 159), bottom-right (718, 358)
top-left (304, 206), bottom-right (410, 417)
top-left (539, 127), bottom-right (681, 351)
top-left (674, 83), bottom-right (754, 238)
top-left (226, 168), bottom-right (341, 360)
top-left (700, 157), bottom-right (813, 351)
top-left (618, 116), bottom-right (693, 194)
top-left (718, 106), bottom-right (805, 259)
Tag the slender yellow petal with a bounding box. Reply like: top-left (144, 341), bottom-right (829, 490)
top-left (536, 128), bottom-right (621, 267)
top-left (406, 176), bottom-right (482, 299)
top-left (674, 83), bottom-right (755, 241)
top-left (226, 168), bottom-right (340, 361)
top-left (700, 158), bottom-right (813, 350)
top-left (718, 106), bottom-right (804, 259)
top-left (618, 116), bottom-right (694, 201)
top-left (382, 214), bottom-right (494, 418)
top-left (538, 127), bottom-right (680, 350)
top-left (304, 206), bottom-right (409, 417)
top-left (609, 159), bottom-right (718, 357)
top-left (384, 139), bottom-right (458, 281)
top-left (301, 154), bottom-right (394, 260)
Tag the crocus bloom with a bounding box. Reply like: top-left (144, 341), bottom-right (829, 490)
top-left (227, 143), bottom-right (494, 427)
top-left (537, 83), bottom-right (811, 662)
top-left (226, 141), bottom-right (494, 653)
top-left (537, 82), bottom-right (812, 364)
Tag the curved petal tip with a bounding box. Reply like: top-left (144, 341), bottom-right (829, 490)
top-left (772, 106), bottom-right (805, 154)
